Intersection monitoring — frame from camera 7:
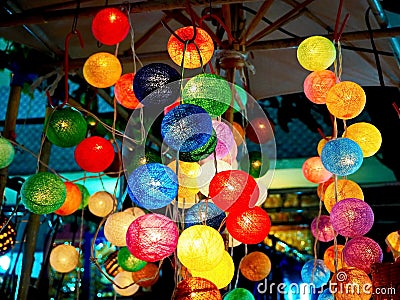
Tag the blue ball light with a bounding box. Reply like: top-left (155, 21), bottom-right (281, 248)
top-left (184, 201), bottom-right (226, 231)
top-left (318, 288), bottom-right (334, 300)
top-left (301, 259), bottom-right (331, 289)
top-left (321, 137), bottom-right (363, 176)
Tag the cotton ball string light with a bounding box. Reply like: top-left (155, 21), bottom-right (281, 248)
top-left (0, 137), bottom-right (14, 168)
top-left (321, 137), bottom-right (363, 176)
top-left (232, 121), bottom-right (245, 146)
top-left (223, 288), bottom-right (255, 300)
top-left (88, 191), bottom-right (116, 217)
top-left (76, 184), bottom-right (90, 209)
top-left (21, 172), bottom-right (66, 214)
top-left (386, 230), bottom-right (400, 252)
top-left (173, 277), bottom-right (222, 300)
top-left (112, 271), bottom-right (140, 296)
top-left (83, 52), bottom-right (122, 88)
top-left (301, 259), bottom-right (330, 288)
top-left (0, 215), bottom-right (16, 255)
top-left (179, 129), bottom-right (217, 162)
top-left (343, 236), bottom-right (383, 274)
top-left (45, 107), bottom-right (87, 148)
top-left (297, 36), bottom-right (336, 71)
top-left (117, 246), bottom-right (147, 272)
top-left (302, 156), bottom-right (333, 183)
top-left (49, 244), bottom-right (79, 273)
top-left (330, 198), bottom-right (374, 238)
top-left (311, 215), bottom-right (336, 242)
top-left (245, 117), bottom-right (274, 144)
top-left (125, 147), bottom-right (162, 174)
top-left (114, 73), bottom-right (143, 109)
top-left (240, 251), bottom-right (272, 281)
top-left (198, 160), bottom-right (232, 197)
top-left (167, 160), bottom-right (200, 199)
top-left (91, 7), bottom-right (129, 45)
top-left (167, 26), bottom-right (214, 69)
top-left (303, 70), bottom-right (337, 104)
top-left (317, 136), bottom-right (332, 156)
top-left (323, 179), bottom-right (364, 213)
top-left (343, 122), bottom-right (382, 157)
top-left (240, 151), bottom-right (270, 179)
top-left (55, 181), bottom-right (81, 216)
top-left (131, 262), bottom-right (159, 287)
top-left (323, 244), bottom-right (346, 273)
top-left (104, 211), bottom-right (137, 246)
top-left (184, 201), bottom-right (226, 231)
top-left (330, 267), bottom-right (372, 300)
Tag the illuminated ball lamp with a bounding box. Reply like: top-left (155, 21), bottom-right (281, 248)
top-left (131, 262), bottom-right (159, 287)
top-left (88, 191), bottom-right (116, 217)
top-left (182, 73), bottom-right (232, 117)
top-left (74, 136), bottom-right (115, 173)
top-left (297, 36), bottom-right (336, 71)
top-left (317, 136), bottom-right (332, 156)
top-left (92, 7), bottom-right (129, 45)
top-left (240, 151), bottom-right (270, 179)
top-left (167, 160), bottom-right (200, 199)
top-left (104, 211), bottom-right (137, 246)
top-left (300, 259), bottom-right (331, 288)
top-left (49, 244), bottom-right (79, 273)
top-left (173, 277), bottom-right (222, 300)
top-left (224, 288), bottom-right (255, 300)
top-left (302, 156), bottom-right (333, 184)
top-left (203, 120), bottom-right (236, 162)
top-left (179, 129), bottom-right (217, 162)
top-left (330, 198), bottom-right (374, 238)
top-left (245, 117), bottom-right (274, 144)
top-left (0, 137), bottom-right (15, 168)
top-left (226, 206), bottom-right (271, 244)
top-left (125, 147), bottom-right (162, 174)
top-left (114, 73), bottom-right (143, 109)
top-left (76, 183), bottom-right (90, 209)
top-left (303, 70), bottom-right (336, 104)
top-left (240, 251), bottom-right (272, 281)
top-left (21, 172), bottom-right (66, 214)
top-left (83, 52), bottom-right (122, 88)
top-left (325, 81), bottom-right (366, 120)
top-left (126, 213), bottom-right (179, 262)
top-left (386, 230), bottom-right (400, 253)
top-left (209, 169), bottom-right (260, 212)
top-left (323, 179), bottom-right (364, 213)
top-left (190, 250), bottom-right (234, 289)
top-left (316, 176), bottom-right (334, 201)
top-left (113, 271), bottom-right (140, 297)
top-left (343, 122), bottom-right (382, 157)
top-left (343, 236), bottom-right (383, 274)
top-left (127, 163), bottom-right (178, 210)
top-left (167, 26), bottom-right (214, 69)
top-left (45, 107), bottom-right (87, 148)
top-left (323, 244), bottom-right (346, 273)
top-left (232, 121), bottom-right (245, 146)
top-left (330, 267), bottom-right (372, 300)
top-left (55, 181), bottom-right (82, 216)
top-left (198, 159), bottom-right (232, 197)
top-left (311, 215), bottom-right (335, 242)
top-left (0, 215), bottom-right (16, 255)
top-left (117, 246), bottom-right (147, 272)
top-left (177, 225), bottom-right (225, 272)
top-left (318, 289), bottom-right (334, 300)
top-left (184, 201), bottom-right (226, 231)
top-left (320, 138), bottom-right (363, 176)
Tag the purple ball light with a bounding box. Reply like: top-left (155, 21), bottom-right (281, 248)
top-left (311, 215), bottom-right (335, 242)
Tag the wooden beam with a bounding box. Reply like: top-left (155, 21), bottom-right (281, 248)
top-left (134, 15), bottom-right (172, 51)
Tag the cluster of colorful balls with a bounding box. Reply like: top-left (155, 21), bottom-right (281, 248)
top-left (298, 35), bottom-right (383, 300)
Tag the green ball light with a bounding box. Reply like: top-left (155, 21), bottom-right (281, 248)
top-left (21, 172), bottom-right (66, 214)
top-left (46, 107), bottom-right (87, 148)
top-left (0, 137), bottom-right (15, 168)
top-left (223, 288), bottom-right (255, 300)
top-left (179, 129), bottom-right (217, 162)
top-left (182, 73), bottom-right (232, 117)
top-left (240, 151), bottom-right (270, 178)
top-left (76, 183), bottom-right (90, 209)
top-left (117, 246), bottom-right (147, 272)
top-left (125, 147), bottom-right (162, 174)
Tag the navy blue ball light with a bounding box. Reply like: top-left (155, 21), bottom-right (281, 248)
top-left (184, 201), bottom-right (226, 231)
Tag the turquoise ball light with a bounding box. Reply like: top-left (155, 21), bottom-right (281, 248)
top-left (0, 137), bottom-right (15, 168)
top-left (301, 259), bottom-right (331, 289)
top-left (223, 288), bottom-right (255, 300)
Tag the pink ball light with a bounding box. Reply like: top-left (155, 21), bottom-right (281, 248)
top-left (303, 70), bottom-right (336, 104)
top-left (302, 156), bottom-right (333, 184)
top-left (311, 215), bottom-right (336, 242)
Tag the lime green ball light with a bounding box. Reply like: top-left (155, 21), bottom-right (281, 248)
top-left (21, 172), bottom-right (66, 214)
top-left (0, 137), bottom-right (15, 168)
top-left (297, 36), bottom-right (336, 71)
top-left (117, 246), bottom-right (147, 272)
top-left (76, 183), bottom-right (90, 209)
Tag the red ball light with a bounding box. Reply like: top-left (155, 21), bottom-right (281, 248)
top-left (74, 136), bottom-right (115, 173)
top-left (114, 73), bottom-right (143, 109)
top-left (92, 8), bottom-right (130, 46)
top-left (226, 206), bottom-right (271, 244)
top-left (246, 117), bottom-right (274, 144)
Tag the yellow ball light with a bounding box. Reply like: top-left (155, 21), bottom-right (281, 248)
top-left (324, 179), bottom-right (364, 213)
top-left (83, 52), bottom-right (122, 88)
top-left (167, 160), bottom-right (201, 198)
top-left (386, 231), bottom-right (400, 252)
top-left (240, 251), bottom-right (272, 281)
top-left (88, 191), bottom-right (117, 217)
top-left (49, 244), bottom-right (79, 273)
top-left (104, 211), bottom-right (137, 246)
top-left (113, 271), bottom-right (139, 296)
top-left (326, 81), bottom-right (366, 120)
top-left (343, 122), bottom-right (382, 157)
top-left (297, 36), bottom-right (336, 71)
top-left (177, 225), bottom-right (225, 272)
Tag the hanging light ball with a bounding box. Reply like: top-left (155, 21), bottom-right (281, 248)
top-left (126, 213), bottom-right (179, 262)
top-left (226, 206), bottom-right (271, 244)
top-left (316, 176), bottom-right (334, 201)
top-left (311, 215), bottom-right (336, 242)
top-left (303, 70), bottom-right (337, 104)
top-left (179, 129), bottom-right (217, 162)
top-left (21, 172), bottom-right (66, 214)
top-left (182, 73), bottom-right (232, 117)
top-left (88, 191), bottom-right (116, 217)
top-left (297, 36), bottom-right (336, 71)
top-left (330, 198), bottom-right (374, 238)
top-left (92, 7), bottom-right (129, 46)
top-left (49, 244), bottom-right (79, 273)
top-left (300, 259), bottom-right (331, 288)
top-left (240, 251), bottom-right (272, 281)
top-left (317, 136), bottom-right (332, 156)
top-left (343, 236), bottom-right (383, 274)
top-left (318, 289), bottom-right (334, 300)
top-left (114, 73), bottom-right (143, 110)
top-left (177, 225), bottom-right (225, 272)
top-left (173, 277), bottom-right (222, 300)
top-left (240, 151), bottom-right (270, 179)
top-left (74, 136), bottom-right (115, 173)
top-left (330, 267), bottom-right (372, 300)
top-left (198, 160), bottom-right (232, 197)
top-left (167, 26), bottom-right (214, 69)
top-left (113, 271), bottom-right (140, 296)
top-left (323, 179), bottom-right (364, 213)
top-left (131, 262), bottom-right (159, 287)
top-left (209, 170), bottom-right (260, 212)
top-left (184, 201), bottom-right (226, 231)
top-left (161, 103), bottom-right (213, 152)
top-left (45, 107), bottom-right (87, 148)
top-left (83, 52), bottom-right (122, 88)
top-left (166, 160), bottom-right (201, 199)
top-left (325, 81), bottom-right (366, 119)
top-left (246, 117), bottom-right (274, 144)
top-left (0, 215), bottom-right (16, 255)
top-left (55, 181), bottom-right (82, 216)
top-left (223, 288), bottom-right (255, 300)
top-left (302, 156), bottom-right (333, 184)
top-left (190, 250), bottom-right (234, 289)
top-left (104, 211), bottom-right (137, 246)
top-left (127, 163), bottom-right (178, 210)
top-left (76, 183), bottom-right (90, 209)
top-left (117, 246), bottom-right (147, 272)
top-left (320, 138), bottom-right (363, 176)
top-left (386, 230), bottom-right (400, 252)
top-left (232, 122), bottom-right (245, 146)
top-left (323, 244), bottom-right (346, 273)
top-left (343, 122), bottom-right (382, 157)
top-left (0, 137), bottom-right (15, 168)
top-left (125, 147), bottom-right (162, 174)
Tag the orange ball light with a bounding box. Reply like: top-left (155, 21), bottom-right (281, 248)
top-left (114, 73), bottom-right (143, 109)
top-left (297, 36), bottom-right (336, 71)
top-left (173, 277), bottom-right (222, 300)
top-left (54, 182), bottom-right (82, 216)
top-left (317, 136), bottom-right (332, 156)
top-left (326, 81), bottom-right (366, 120)
top-left (83, 52), bottom-right (122, 88)
top-left (323, 244), bottom-right (346, 273)
top-left (240, 251), bottom-right (272, 281)
top-left (331, 267), bottom-right (372, 300)
top-left (324, 179), bottom-right (364, 213)
top-left (302, 156), bottom-right (333, 184)
top-left (317, 176), bottom-right (334, 201)
top-left (232, 122), bottom-right (245, 146)
top-left (303, 70), bottom-right (337, 104)
top-left (167, 26), bottom-right (214, 69)
top-left (343, 122), bottom-right (382, 157)
top-left (131, 262), bottom-right (159, 287)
